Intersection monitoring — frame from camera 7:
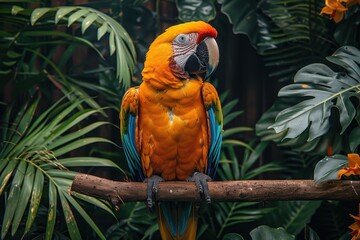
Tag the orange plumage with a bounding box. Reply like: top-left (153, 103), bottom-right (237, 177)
top-left (120, 21), bottom-right (222, 240)
top-left (138, 78), bottom-right (209, 180)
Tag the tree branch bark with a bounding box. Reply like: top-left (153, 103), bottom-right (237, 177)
top-left (71, 173), bottom-right (360, 206)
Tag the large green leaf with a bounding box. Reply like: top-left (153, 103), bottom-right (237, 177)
top-left (217, 0), bottom-right (260, 47)
top-left (256, 46), bottom-right (360, 151)
top-left (313, 154), bottom-right (347, 183)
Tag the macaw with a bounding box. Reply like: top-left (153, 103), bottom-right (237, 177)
top-left (120, 21), bottom-right (223, 240)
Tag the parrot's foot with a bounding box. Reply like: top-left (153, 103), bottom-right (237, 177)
top-left (144, 175), bottom-right (164, 208)
top-left (187, 172), bottom-right (212, 203)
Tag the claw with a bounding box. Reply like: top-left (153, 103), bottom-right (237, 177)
top-left (144, 175), bottom-right (164, 208)
top-left (187, 172), bottom-right (212, 203)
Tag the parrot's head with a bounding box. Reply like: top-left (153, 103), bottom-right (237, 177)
top-left (142, 21), bottom-right (219, 89)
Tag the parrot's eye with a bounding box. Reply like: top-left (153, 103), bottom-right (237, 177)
top-left (174, 34), bottom-right (190, 45)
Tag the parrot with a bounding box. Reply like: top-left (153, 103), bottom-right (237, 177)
top-left (120, 21), bottom-right (223, 240)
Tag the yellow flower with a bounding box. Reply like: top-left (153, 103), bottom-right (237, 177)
top-left (338, 154), bottom-right (360, 179)
top-left (320, 0), bottom-right (348, 23)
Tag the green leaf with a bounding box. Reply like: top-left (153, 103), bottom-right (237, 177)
top-left (53, 137), bottom-right (116, 156)
top-left (215, 202), bottom-right (269, 238)
top-left (11, 5), bottom-right (24, 15)
top-left (270, 64), bottom-right (356, 140)
top-left (97, 22), bottom-right (108, 40)
top-left (260, 46), bottom-right (360, 146)
top-left (46, 121), bottom-right (110, 150)
top-left (47, 169), bottom-right (77, 179)
top-left (45, 181), bottom-right (57, 240)
top-left (71, 191), bottom-right (116, 219)
top-left (58, 190), bottom-right (82, 240)
top-left (222, 139), bottom-right (253, 151)
top-left (177, 0), bottom-right (216, 22)
top-left (67, 8), bottom-right (89, 26)
top-left (42, 109), bottom-right (105, 146)
top-left (222, 127), bottom-right (253, 138)
top-left (8, 96), bottom-right (40, 155)
top-left (25, 168), bottom-right (44, 234)
top-left (55, 6), bottom-right (76, 23)
top-left (31, 8), bottom-right (51, 25)
top-left (105, 202), bottom-right (156, 238)
top-left (250, 225), bottom-right (294, 240)
top-left (0, 160), bottom-right (18, 196)
top-left (224, 111), bottom-right (243, 126)
top-left (11, 163), bottom-right (35, 236)
top-left (63, 191), bottom-right (106, 240)
top-left (81, 12), bottom-right (98, 34)
top-left (218, 0), bottom-right (259, 46)
top-left (241, 141), bottom-right (269, 177)
top-left (222, 99), bottom-right (239, 116)
top-left (109, 30), bottom-right (116, 56)
top-left (349, 126), bottom-right (360, 152)
top-left (314, 155), bottom-right (347, 183)
top-left (304, 225), bottom-right (320, 240)
top-left (264, 201), bottom-right (321, 236)
top-left (58, 157), bottom-right (122, 170)
top-left (223, 233), bottom-right (244, 240)
top-left (1, 160), bottom-right (26, 239)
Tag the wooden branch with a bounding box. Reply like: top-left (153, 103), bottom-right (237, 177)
top-left (71, 173), bottom-right (360, 206)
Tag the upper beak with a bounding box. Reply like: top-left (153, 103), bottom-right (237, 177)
top-left (184, 37), bottom-right (219, 80)
top-left (202, 37), bottom-right (219, 79)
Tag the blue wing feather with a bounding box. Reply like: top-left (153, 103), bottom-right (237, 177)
top-left (122, 114), bottom-right (144, 181)
top-left (120, 88), bottom-right (144, 181)
top-left (206, 108), bottom-right (222, 178)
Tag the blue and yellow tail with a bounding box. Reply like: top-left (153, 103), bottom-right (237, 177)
top-left (157, 202), bottom-right (197, 240)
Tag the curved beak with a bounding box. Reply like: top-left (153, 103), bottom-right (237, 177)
top-left (203, 37), bottom-right (219, 79)
top-left (184, 37), bottom-right (219, 80)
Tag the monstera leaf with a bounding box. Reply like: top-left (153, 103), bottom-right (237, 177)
top-left (177, 0), bottom-right (216, 22)
top-left (217, 0), bottom-right (260, 46)
top-left (256, 46), bottom-right (360, 153)
top-left (250, 225), bottom-right (294, 240)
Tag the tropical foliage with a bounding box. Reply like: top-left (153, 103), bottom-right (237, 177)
top-left (0, 0), bottom-right (359, 239)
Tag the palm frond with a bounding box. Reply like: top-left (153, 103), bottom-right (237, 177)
top-left (262, 201), bottom-right (321, 236)
top-left (30, 6), bottom-right (136, 89)
top-left (0, 96), bottom-right (121, 239)
top-left (214, 202), bottom-right (271, 238)
top-left (105, 202), bottom-right (157, 240)
top-left (281, 150), bottom-right (321, 179)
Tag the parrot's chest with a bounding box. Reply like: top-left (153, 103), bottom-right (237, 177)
top-left (138, 81), bottom-right (209, 180)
